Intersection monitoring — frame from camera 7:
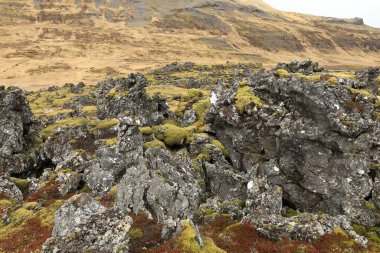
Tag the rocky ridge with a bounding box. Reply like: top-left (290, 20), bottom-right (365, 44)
top-left (0, 61), bottom-right (380, 252)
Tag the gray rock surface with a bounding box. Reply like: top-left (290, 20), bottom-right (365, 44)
top-left (0, 87), bottom-right (41, 175)
top-left (206, 69), bottom-right (380, 228)
top-left (43, 193), bottom-right (132, 253)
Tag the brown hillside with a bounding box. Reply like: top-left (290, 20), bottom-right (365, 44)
top-left (0, 0), bottom-right (379, 89)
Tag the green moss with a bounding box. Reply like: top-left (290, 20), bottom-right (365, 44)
top-left (191, 159), bottom-right (203, 175)
top-left (90, 118), bottom-right (119, 133)
top-left (283, 207), bottom-right (298, 218)
top-left (0, 198), bottom-right (15, 209)
top-left (82, 106), bottom-right (97, 113)
top-left (108, 88), bottom-right (117, 98)
top-left (11, 178), bottom-right (30, 193)
top-left (352, 224), bottom-right (367, 236)
top-left (366, 231), bottom-right (380, 251)
top-left (305, 74), bottom-right (322, 82)
top-left (100, 137), bottom-right (118, 146)
top-left (211, 140), bottom-right (229, 157)
top-left (175, 89), bottom-right (206, 117)
top-left (327, 77), bottom-right (339, 85)
top-left (178, 220), bottom-right (226, 253)
top-left (152, 124), bottom-right (195, 147)
top-left (373, 112), bottom-right (380, 121)
top-left (341, 120), bottom-right (356, 129)
top-left (274, 69), bottom-right (290, 78)
top-left (235, 86), bottom-right (264, 114)
top-left (23, 201), bottom-right (39, 210)
top-left (192, 99), bottom-right (211, 131)
top-left (196, 148), bottom-right (211, 162)
top-left (182, 89), bottom-right (205, 102)
top-left (233, 199), bottom-right (245, 209)
top-left (38, 200), bottom-right (64, 227)
top-left (370, 163), bottom-right (380, 170)
top-left (139, 126), bottom-right (153, 135)
top-left (35, 137), bottom-right (44, 144)
top-left (143, 139), bottom-right (167, 150)
top-left (375, 96), bottom-right (380, 108)
top-left (348, 88), bottom-right (373, 98)
top-left (333, 72), bottom-right (356, 80)
top-left (365, 201), bottom-right (376, 210)
top-left (58, 168), bottom-right (75, 174)
top-left (109, 186), bottom-right (118, 196)
top-left (40, 117), bottom-right (95, 140)
top-left (129, 227), bottom-right (143, 240)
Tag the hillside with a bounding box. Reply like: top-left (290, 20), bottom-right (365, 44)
top-left (0, 0), bottom-right (379, 89)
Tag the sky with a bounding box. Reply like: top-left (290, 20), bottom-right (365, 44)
top-left (264, 0), bottom-right (380, 28)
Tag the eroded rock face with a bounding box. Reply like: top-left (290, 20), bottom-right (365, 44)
top-left (43, 193), bottom-right (132, 253)
top-left (206, 70), bottom-right (380, 227)
top-left (0, 87), bottom-right (41, 175)
top-left (96, 74), bottom-right (169, 125)
top-left (117, 147), bottom-right (203, 224)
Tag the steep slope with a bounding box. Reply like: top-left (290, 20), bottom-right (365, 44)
top-left (0, 0), bottom-right (379, 89)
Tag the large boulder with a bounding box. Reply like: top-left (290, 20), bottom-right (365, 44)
top-left (96, 74), bottom-right (169, 125)
top-left (206, 70), bottom-right (380, 226)
top-left (0, 86), bottom-right (41, 175)
top-left (42, 193), bottom-right (132, 253)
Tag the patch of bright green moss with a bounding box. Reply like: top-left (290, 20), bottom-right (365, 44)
top-left (366, 231), bottom-right (380, 251)
top-left (326, 77), bottom-right (339, 85)
top-left (143, 139), bottom-right (167, 150)
top-left (175, 89), bottom-right (206, 117)
top-left (375, 96), bottom-right (380, 108)
top-left (11, 177), bottom-right (30, 193)
top-left (108, 88), bottom-right (117, 98)
top-left (332, 72), bottom-right (356, 80)
top-left (82, 106), bottom-right (97, 113)
top-left (109, 186), bottom-right (118, 196)
top-left (152, 124), bottom-right (195, 147)
top-left (348, 88), bottom-right (373, 98)
top-left (0, 198), bottom-right (15, 210)
top-left (373, 112), bottom-right (380, 121)
top-left (235, 86), bottom-right (264, 114)
top-left (352, 224), bottom-right (367, 236)
top-left (40, 117), bottom-right (96, 140)
top-left (129, 227), bottom-right (143, 240)
top-left (365, 201), bottom-right (376, 210)
top-left (196, 148), bottom-right (211, 162)
top-left (211, 140), bottom-right (229, 157)
top-left (192, 99), bottom-right (211, 131)
top-left (178, 220), bottom-right (226, 253)
top-left (139, 126), bottom-right (153, 135)
top-left (274, 69), bottom-right (290, 78)
top-left (90, 118), bottom-right (119, 133)
top-left (100, 137), bottom-right (118, 147)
